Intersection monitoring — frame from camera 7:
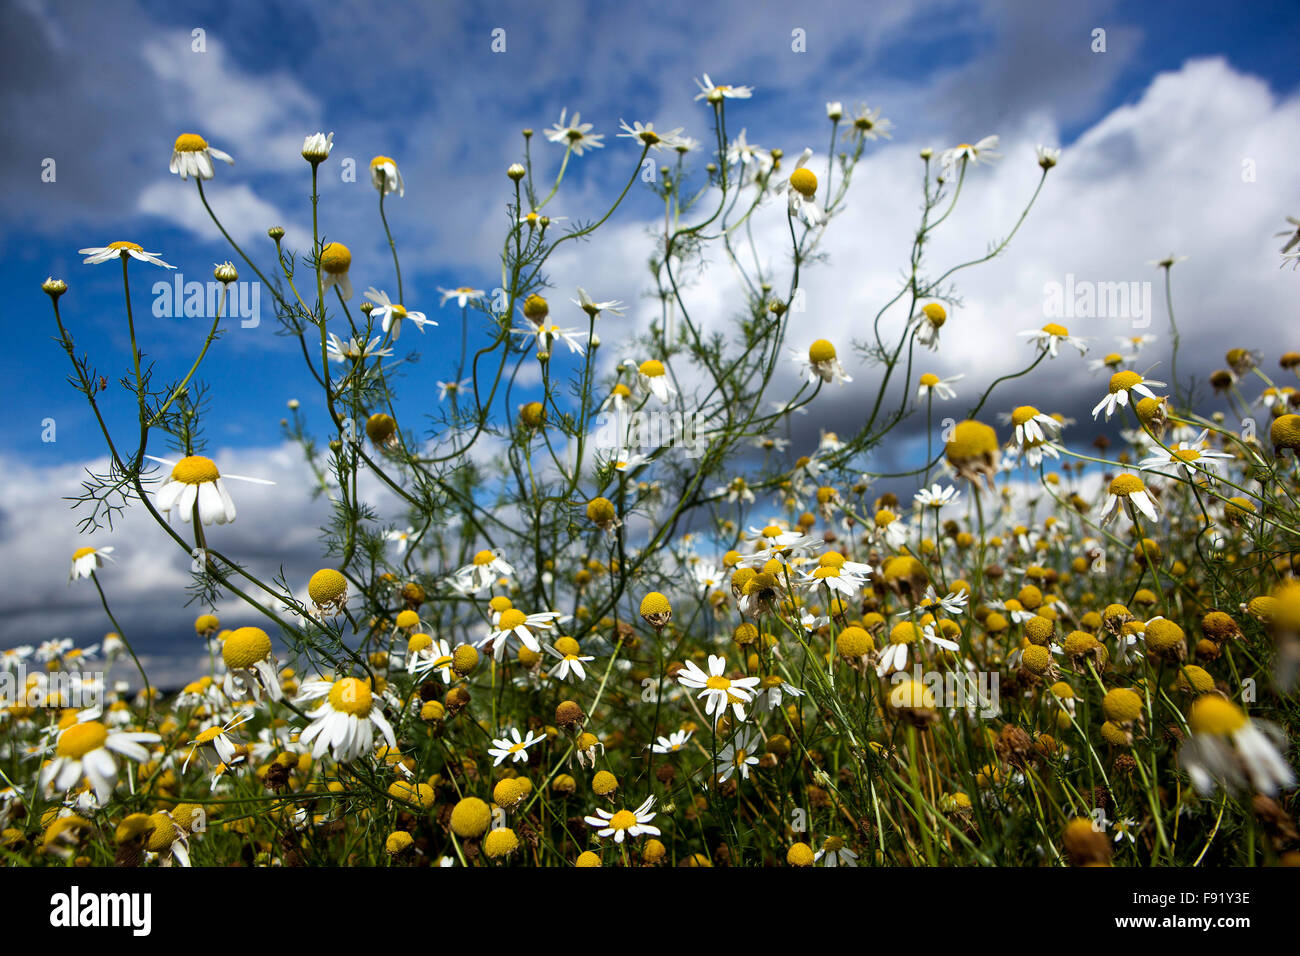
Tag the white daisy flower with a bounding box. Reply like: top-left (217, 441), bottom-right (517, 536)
top-left (488, 727), bottom-right (544, 766)
top-left (69, 545), bottom-right (114, 582)
top-left (147, 454), bottom-right (274, 526)
top-left (1018, 322), bottom-right (1089, 357)
top-left (79, 241), bottom-right (174, 269)
top-left (478, 608), bottom-right (564, 661)
top-left (407, 634), bottom-right (455, 682)
top-left (1138, 429), bottom-right (1233, 479)
top-left (917, 372), bottom-right (962, 401)
top-left (636, 358), bottom-right (676, 404)
top-left (584, 796), bottom-right (661, 843)
top-left (1092, 371), bottom-right (1167, 420)
top-left (544, 640), bottom-right (594, 683)
top-left (1180, 696), bottom-right (1295, 797)
top-left (715, 728), bottom-right (762, 781)
top-left (814, 836), bottom-right (859, 867)
top-left (369, 155), bottom-right (404, 196)
top-left (169, 133), bottom-right (233, 180)
top-left (914, 483), bottom-right (960, 510)
top-left (572, 288), bottom-right (625, 319)
top-left (778, 148), bottom-right (824, 226)
top-left (544, 109), bottom-right (604, 155)
top-left (940, 135), bottom-right (1001, 173)
top-left (452, 549), bottom-right (515, 593)
top-left (327, 333), bottom-right (392, 363)
top-left (386, 526), bottom-right (415, 554)
top-left (793, 339), bottom-right (851, 386)
top-left (694, 74), bottom-right (753, 102)
top-left (319, 242), bottom-right (354, 301)
top-left (618, 119), bottom-right (684, 151)
top-left (365, 287), bottom-right (433, 340)
top-left (437, 378), bottom-right (471, 402)
top-left (651, 729), bottom-right (694, 754)
top-left (41, 716), bottom-right (159, 804)
top-left (301, 131), bottom-right (334, 162)
top-left (849, 104), bottom-right (893, 140)
top-left (439, 286), bottom-right (485, 308)
top-left (295, 677), bottom-right (396, 764)
top-left (181, 711), bottom-right (252, 774)
top-left (511, 321), bottom-right (587, 356)
top-left (676, 654), bottom-right (760, 722)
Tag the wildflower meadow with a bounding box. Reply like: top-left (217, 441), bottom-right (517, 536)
top-left (4, 3), bottom-right (1299, 911)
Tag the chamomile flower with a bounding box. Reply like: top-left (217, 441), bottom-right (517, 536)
top-left (584, 796), bottom-right (661, 843)
top-left (406, 633), bottom-right (455, 681)
top-left (169, 133), bottom-right (234, 180)
top-left (1098, 473), bottom-right (1160, 525)
top-left (544, 638), bottom-right (595, 683)
top-left (488, 727), bottom-right (544, 766)
top-left (572, 288), bottom-right (625, 319)
top-left (369, 155), bottom-right (404, 196)
top-left (914, 484), bottom-right (960, 510)
top-left (479, 608), bottom-right (564, 660)
top-left (181, 711), bottom-right (252, 775)
top-left (545, 109), bottom-right (604, 155)
top-left (148, 455), bottom-right (274, 526)
top-left (437, 378), bottom-right (471, 402)
top-left (917, 372), bottom-right (962, 401)
top-left (1019, 323), bottom-right (1089, 357)
top-left (651, 729), bottom-right (693, 754)
top-left (940, 135), bottom-right (1000, 173)
top-left (1092, 371), bottom-right (1167, 420)
top-left (452, 549), bottom-right (515, 593)
top-left (326, 333), bottom-right (392, 363)
top-left (220, 626), bottom-right (283, 703)
top-left (618, 119), bottom-right (684, 151)
top-left (694, 74), bottom-right (753, 102)
top-left (1180, 696), bottom-right (1294, 797)
top-left (779, 148), bottom-right (824, 226)
top-left (914, 584), bottom-right (969, 617)
top-left (793, 339), bottom-right (851, 385)
top-left (511, 321), bottom-right (588, 355)
top-left (637, 358), bottom-right (676, 404)
top-left (849, 104), bottom-right (893, 140)
top-left (438, 286), bottom-right (485, 308)
top-left (677, 654), bottom-right (761, 722)
top-left (915, 303), bottom-right (948, 350)
top-left (1035, 145), bottom-right (1061, 169)
top-left (295, 677), bottom-right (396, 764)
top-left (365, 287), bottom-right (432, 340)
top-left (1139, 429), bottom-right (1233, 479)
top-left (386, 526), bottom-right (415, 554)
top-left (301, 131), bottom-right (334, 162)
top-left (41, 716), bottom-right (159, 804)
top-left (69, 545), bottom-right (114, 582)
top-left (79, 242), bottom-right (174, 269)
top-left (814, 836), bottom-right (859, 867)
top-left (319, 242), bottom-right (354, 300)
top-left (715, 728), bottom-right (762, 781)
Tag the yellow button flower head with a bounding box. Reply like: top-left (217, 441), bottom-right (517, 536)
top-left (307, 569), bottom-right (348, 614)
top-left (449, 797), bottom-right (492, 838)
top-left (318, 241), bottom-right (354, 300)
top-left (945, 420), bottom-right (999, 488)
top-left (640, 591), bottom-right (672, 627)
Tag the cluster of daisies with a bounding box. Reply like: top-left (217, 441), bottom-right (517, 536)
top-left (18, 73), bottom-right (1300, 869)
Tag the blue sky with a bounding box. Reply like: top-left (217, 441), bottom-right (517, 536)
top-left (3, 0), bottom-right (1299, 677)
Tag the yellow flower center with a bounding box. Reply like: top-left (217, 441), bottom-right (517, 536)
top-left (174, 133), bottom-right (208, 152)
top-left (1172, 448), bottom-right (1201, 463)
top-left (1188, 696), bottom-right (1247, 736)
top-left (705, 675), bottom-right (732, 691)
top-left (1109, 370), bottom-right (1143, 394)
top-left (608, 809), bottom-right (639, 830)
top-left (194, 725), bottom-right (224, 745)
top-left (1041, 322), bottom-right (1069, 336)
top-left (107, 241), bottom-right (144, 252)
top-left (789, 167), bottom-right (819, 198)
top-left (222, 627), bottom-right (272, 669)
top-left (808, 339), bottom-right (837, 364)
top-left (319, 242), bottom-right (352, 274)
top-left (473, 549), bottom-right (497, 566)
top-left (72, 546), bottom-right (97, 560)
top-left (922, 303), bottom-right (947, 326)
top-left (58, 721), bottom-right (109, 759)
top-left (171, 455), bottom-right (220, 485)
top-left (1011, 405), bottom-right (1041, 426)
top-left (498, 609), bottom-right (527, 630)
top-left (639, 359), bottom-right (666, 378)
top-left (328, 677), bottom-right (373, 716)
top-left (920, 373), bottom-right (940, 386)
top-left (370, 155), bottom-right (395, 169)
